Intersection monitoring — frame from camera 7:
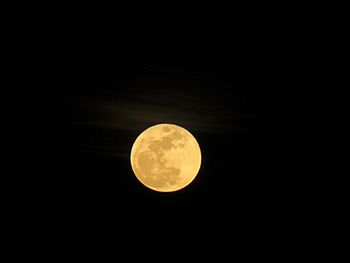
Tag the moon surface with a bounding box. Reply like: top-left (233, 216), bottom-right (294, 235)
top-left (130, 123), bottom-right (201, 192)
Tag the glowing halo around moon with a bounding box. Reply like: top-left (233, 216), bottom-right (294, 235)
top-left (130, 123), bottom-right (201, 192)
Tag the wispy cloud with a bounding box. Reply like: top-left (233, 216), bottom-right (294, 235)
top-left (74, 86), bottom-right (249, 134)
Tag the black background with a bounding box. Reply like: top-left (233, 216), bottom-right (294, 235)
top-left (33, 32), bottom-right (305, 255)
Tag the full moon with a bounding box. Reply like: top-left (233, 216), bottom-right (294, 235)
top-left (130, 123), bottom-right (201, 192)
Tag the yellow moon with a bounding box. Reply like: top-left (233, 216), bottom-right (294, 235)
top-left (130, 123), bottom-right (201, 192)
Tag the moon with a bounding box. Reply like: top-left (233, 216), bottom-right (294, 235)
top-left (130, 123), bottom-right (201, 192)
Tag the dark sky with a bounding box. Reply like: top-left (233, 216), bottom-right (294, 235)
top-left (36, 34), bottom-right (302, 253)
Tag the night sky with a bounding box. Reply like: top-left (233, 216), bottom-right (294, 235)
top-left (38, 34), bottom-right (301, 253)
